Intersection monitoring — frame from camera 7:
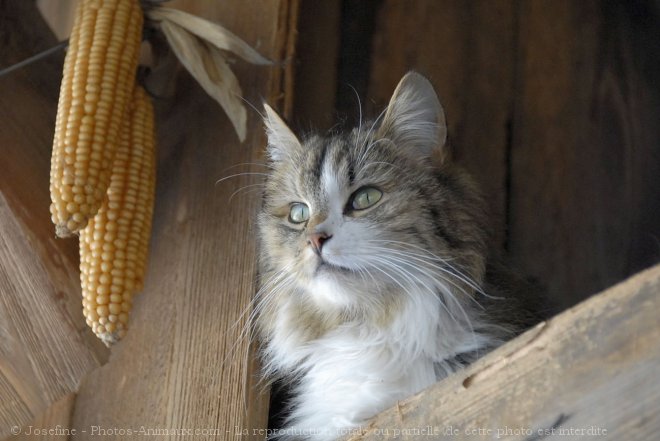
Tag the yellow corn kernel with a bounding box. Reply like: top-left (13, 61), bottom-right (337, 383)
top-left (80, 85), bottom-right (156, 346)
top-left (51, 0), bottom-right (144, 237)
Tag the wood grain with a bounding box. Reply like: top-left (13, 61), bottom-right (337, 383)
top-left (0, 194), bottom-right (99, 438)
top-left (368, 0), bottom-right (660, 306)
top-left (349, 263), bottom-right (660, 440)
top-left (9, 393), bottom-right (76, 441)
top-left (0, 0), bottom-right (108, 359)
top-left (292, 0), bottom-right (341, 132)
top-left (368, 0), bottom-right (517, 248)
top-left (509, 0), bottom-right (660, 306)
top-left (69, 1), bottom-right (298, 439)
top-left (0, 2), bottom-right (104, 437)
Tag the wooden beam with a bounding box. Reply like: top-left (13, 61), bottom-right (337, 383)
top-left (0, 194), bottom-right (99, 438)
top-left (7, 393), bottom-right (76, 441)
top-left (0, 0), bottom-right (108, 358)
top-left (69, 1), bottom-right (299, 439)
top-left (292, 0), bottom-right (341, 132)
top-left (349, 263), bottom-right (660, 440)
top-left (0, 2), bottom-right (104, 436)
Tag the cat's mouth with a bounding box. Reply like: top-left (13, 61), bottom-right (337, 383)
top-left (314, 258), bottom-right (352, 276)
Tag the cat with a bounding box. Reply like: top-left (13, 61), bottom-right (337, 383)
top-left (255, 72), bottom-right (543, 440)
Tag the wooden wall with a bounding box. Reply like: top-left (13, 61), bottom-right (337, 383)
top-left (1, 0), bottom-right (297, 438)
top-left (0, 2), bottom-right (106, 435)
top-left (297, 0), bottom-right (660, 309)
top-left (1, 0), bottom-right (658, 437)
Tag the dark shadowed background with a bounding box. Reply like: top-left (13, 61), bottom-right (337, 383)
top-left (293, 0), bottom-right (660, 310)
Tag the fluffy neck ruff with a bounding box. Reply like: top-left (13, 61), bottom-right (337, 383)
top-left (259, 275), bottom-right (500, 381)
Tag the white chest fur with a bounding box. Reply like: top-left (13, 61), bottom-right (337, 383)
top-left (263, 287), bottom-right (494, 441)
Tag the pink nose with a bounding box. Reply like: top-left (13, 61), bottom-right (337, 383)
top-left (308, 232), bottom-right (332, 255)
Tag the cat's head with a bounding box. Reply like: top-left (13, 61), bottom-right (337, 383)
top-left (258, 72), bottom-right (487, 316)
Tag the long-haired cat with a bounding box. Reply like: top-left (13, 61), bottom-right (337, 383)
top-left (256, 72), bottom-right (542, 440)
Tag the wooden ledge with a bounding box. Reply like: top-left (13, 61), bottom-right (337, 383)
top-left (350, 263), bottom-right (660, 440)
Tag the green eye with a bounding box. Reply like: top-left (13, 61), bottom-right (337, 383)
top-left (289, 203), bottom-right (310, 223)
top-left (351, 187), bottom-right (383, 210)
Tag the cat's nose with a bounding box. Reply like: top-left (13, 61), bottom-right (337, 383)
top-left (308, 232), bottom-right (332, 256)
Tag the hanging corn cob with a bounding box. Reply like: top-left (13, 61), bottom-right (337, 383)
top-left (80, 85), bottom-right (156, 346)
top-left (50, 0), bottom-right (143, 237)
top-left (47, 0), bottom-right (270, 345)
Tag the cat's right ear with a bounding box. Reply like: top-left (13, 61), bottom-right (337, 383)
top-left (376, 72), bottom-right (447, 162)
top-left (263, 104), bottom-right (302, 162)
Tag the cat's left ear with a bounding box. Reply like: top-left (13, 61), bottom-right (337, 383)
top-left (377, 72), bottom-right (447, 160)
top-left (263, 103), bottom-right (302, 162)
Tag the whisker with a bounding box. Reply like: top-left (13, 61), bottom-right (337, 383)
top-left (360, 243), bottom-right (490, 313)
top-left (360, 161), bottom-right (404, 173)
top-left (356, 106), bottom-right (389, 167)
top-left (348, 83), bottom-right (363, 148)
top-left (238, 95), bottom-right (267, 119)
top-left (214, 172), bottom-right (270, 186)
top-left (221, 264), bottom-right (295, 370)
top-left (364, 239), bottom-right (499, 299)
top-left (361, 245), bottom-right (485, 304)
top-left (369, 254), bottom-right (479, 353)
top-left (228, 183), bottom-right (266, 203)
top-left (219, 162), bottom-right (274, 174)
top-left (368, 255), bottom-right (462, 326)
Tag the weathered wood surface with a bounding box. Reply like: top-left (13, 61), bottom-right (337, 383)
top-left (0, 0), bottom-right (107, 357)
top-left (369, 0), bottom-right (516, 249)
top-left (509, 0), bottom-right (660, 306)
top-left (10, 393), bottom-right (76, 441)
top-left (369, 0), bottom-right (660, 307)
top-left (0, 194), bottom-right (99, 438)
top-left (0, 2), bottom-right (105, 437)
top-left (69, 1), bottom-right (299, 440)
top-left (350, 263), bottom-right (660, 440)
top-left (334, 0), bottom-right (382, 128)
top-left (292, 0), bottom-right (341, 132)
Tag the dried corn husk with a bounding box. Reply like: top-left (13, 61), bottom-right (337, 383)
top-left (146, 6), bottom-right (271, 142)
top-left (147, 6), bottom-right (270, 65)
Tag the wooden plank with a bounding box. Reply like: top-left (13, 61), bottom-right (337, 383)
top-left (0, 194), bottom-right (99, 438)
top-left (0, 0), bottom-right (109, 360)
top-left (0, 2), bottom-right (106, 437)
top-left (335, 0), bottom-right (382, 127)
top-left (368, 0), bottom-right (517, 248)
top-left (349, 263), bottom-right (660, 440)
top-left (292, 0), bottom-right (341, 132)
top-left (70, 1), bottom-right (299, 439)
top-left (509, 0), bottom-right (660, 307)
top-left (5, 393), bottom-right (76, 441)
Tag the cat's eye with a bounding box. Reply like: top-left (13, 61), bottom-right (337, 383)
top-left (289, 203), bottom-right (310, 223)
top-left (351, 187), bottom-right (383, 210)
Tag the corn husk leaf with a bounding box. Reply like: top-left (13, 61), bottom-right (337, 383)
top-left (147, 6), bottom-right (271, 65)
top-left (159, 20), bottom-right (247, 141)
